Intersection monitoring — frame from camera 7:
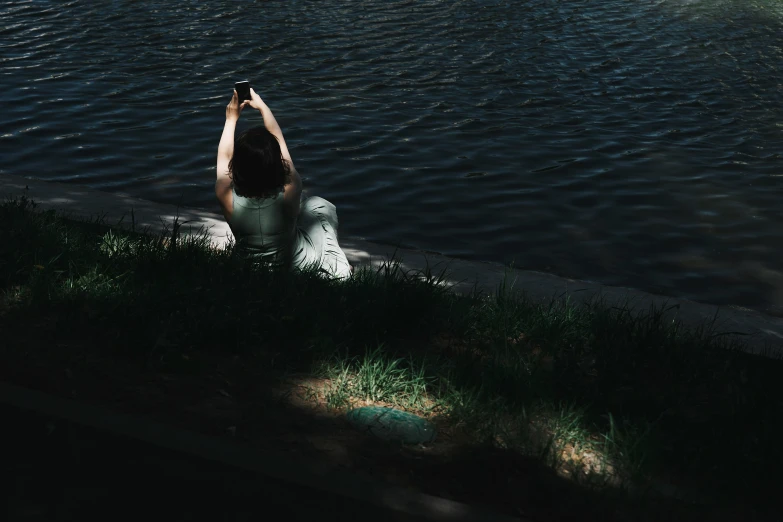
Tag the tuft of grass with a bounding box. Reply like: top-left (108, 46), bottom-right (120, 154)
top-left (316, 345), bottom-right (433, 411)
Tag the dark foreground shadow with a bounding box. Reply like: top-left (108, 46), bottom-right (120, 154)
top-left (3, 402), bottom-right (459, 522)
top-left (2, 386), bottom-right (767, 522)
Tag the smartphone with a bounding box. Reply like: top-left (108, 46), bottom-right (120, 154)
top-left (235, 80), bottom-right (251, 103)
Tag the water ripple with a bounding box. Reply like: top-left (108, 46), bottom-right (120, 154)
top-left (1, 0), bottom-right (782, 313)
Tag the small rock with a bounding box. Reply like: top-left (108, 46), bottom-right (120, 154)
top-left (346, 406), bottom-right (437, 444)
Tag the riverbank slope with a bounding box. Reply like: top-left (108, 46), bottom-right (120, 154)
top-left (2, 173), bottom-right (781, 358)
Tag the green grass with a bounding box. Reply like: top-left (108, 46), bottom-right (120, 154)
top-left (316, 346), bottom-right (433, 410)
top-left (2, 193), bottom-right (782, 519)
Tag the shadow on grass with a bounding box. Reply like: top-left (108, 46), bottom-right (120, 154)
top-left (1, 194), bottom-right (781, 521)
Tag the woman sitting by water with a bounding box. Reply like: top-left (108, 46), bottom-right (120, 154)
top-left (215, 87), bottom-right (353, 279)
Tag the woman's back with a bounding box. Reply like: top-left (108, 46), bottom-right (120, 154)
top-left (227, 185), bottom-right (296, 264)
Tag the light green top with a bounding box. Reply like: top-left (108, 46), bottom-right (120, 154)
top-left (227, 185), bottom-right (298, 265)
top-left (227, 185), bottom-right (353, 279)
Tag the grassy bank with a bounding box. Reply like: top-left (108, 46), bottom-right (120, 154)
top-left (1, 193), bottom-right (781, 521)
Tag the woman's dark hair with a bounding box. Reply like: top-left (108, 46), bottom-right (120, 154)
top-left (229, 126), bottom-right (292, 198)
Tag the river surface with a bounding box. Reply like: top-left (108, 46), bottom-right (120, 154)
top-left (1, 0), bottom-right (782, 314)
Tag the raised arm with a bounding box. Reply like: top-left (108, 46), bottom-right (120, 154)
top-left (215, 90), bottom-right (250, 219)
top-left (246, 89), bottom-right (302, 214)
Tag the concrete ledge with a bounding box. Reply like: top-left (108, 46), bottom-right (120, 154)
top-left (0, 380), bottom-right (525, 522)
top-left (2, 173), bottom-right (782, 358)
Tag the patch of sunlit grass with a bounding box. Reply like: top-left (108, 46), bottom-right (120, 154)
top-left (315, 345), bottom-right (434, 411)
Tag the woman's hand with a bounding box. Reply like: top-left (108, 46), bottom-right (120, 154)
top-left (244, 88), bottom-right (266, 111)
top-left (225, 90), bottom-right (250, 122)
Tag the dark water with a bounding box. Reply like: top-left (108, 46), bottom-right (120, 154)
top-left (1, 0), bottom-right (782, 313)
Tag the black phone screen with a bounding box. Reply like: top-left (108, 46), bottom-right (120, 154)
top-left (235, 81), bottom-right (251, 103)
